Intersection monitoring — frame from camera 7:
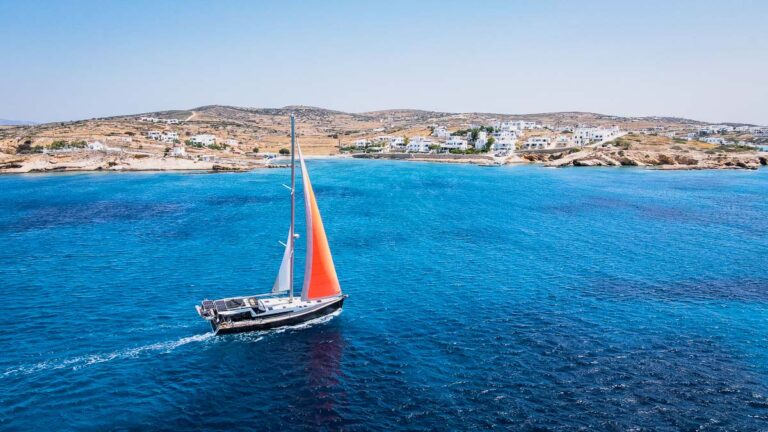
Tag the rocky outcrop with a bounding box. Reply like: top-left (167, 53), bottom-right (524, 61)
top-left (537, 148), bottom-right (763, 170)
top-left (0, 152), bottom-right (265, 173)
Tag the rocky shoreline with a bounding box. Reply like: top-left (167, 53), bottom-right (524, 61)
top-left (354, 148), bottom-right (767, 171)
top-left (2, 148), bottom-right (766, 174)
top-left (0, 152), bottom-right (266, 174)
top-left (525, 148), bottom-right (767, 170)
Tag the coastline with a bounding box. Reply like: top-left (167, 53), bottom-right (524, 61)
top-left (353, 149), bottom-right (768, 171)
top-left (0, 152), bottom-right (270, 174)
top-left (2, 148), bottom-right (766, 175)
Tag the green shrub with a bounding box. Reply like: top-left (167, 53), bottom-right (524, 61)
top-left (16, 140), bottom-right (44, 154)
top-left (279, 148), bottom-right (290, 155)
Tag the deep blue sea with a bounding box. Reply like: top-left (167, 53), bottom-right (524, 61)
top-left (1, 161), bottom-right (767, 431)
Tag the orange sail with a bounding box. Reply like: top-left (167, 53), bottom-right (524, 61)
top-left (298, 146), bottom-right (341, 300)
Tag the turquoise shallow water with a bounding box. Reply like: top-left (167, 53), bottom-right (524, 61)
top-left (1, 161), bottom-right (767, 430)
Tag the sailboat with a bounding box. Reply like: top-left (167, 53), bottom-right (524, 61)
top-left (196, 115), bottom-right (347, 335)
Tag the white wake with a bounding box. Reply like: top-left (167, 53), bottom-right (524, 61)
top-left (2, 333), bottom-right (214, 377)
top-left (3, 309), bottom-right (342, 377)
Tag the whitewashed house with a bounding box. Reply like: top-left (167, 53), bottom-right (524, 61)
top-left (161, 131), bottom-right (179, 143)
top-left (591, 128), bottom-right (616, 142)
top-left (354, 139), bottom-right (370, 149)
top-left (574, 128), bottom-right (593, 146)
top-left (147, 131), bottom-right (162, 140)
top-left (489, 128), bottom-right (518, 151)
top-left (190, 134), bottom-right (217, 146)
top-left (497, 121), bottom-right (516, 132)
top-left (406, 137), bottom-right (432, 153)
top-left (700, 125), bottom-right (733, 134)
top-left (169, 146), bottom-right (187, 157)
top-left (703, 137), bottom-right (725, 145)
top-left (388, 136), bottom-right (406, 152)
top-left (505, 120), bottom-right (537, 130)
top-left (553, 135), bottom-right (574, 148)
top-left (166, 119), bottom-right (180, 124)
top-left (574, 127), bottom-right (620, 145)
top-left (441, 136), bottom-right (468, 152)
top-left (432, 126), bottom-right (451, 140)
top-left (492, 133), bottom-right (517, 151)
top-left (474, 131), bottom-right (488, 151)
top-left (522, 137), bottom-right (552, 150)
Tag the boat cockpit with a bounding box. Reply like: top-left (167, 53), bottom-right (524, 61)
top-left (197, 296), bottom-right (268, 323)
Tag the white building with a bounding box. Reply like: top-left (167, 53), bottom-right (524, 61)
top-left (522, 137), bottom-right (552, 150)
top-left (489, 127), bottom-right (519, 151)
top-left (553, 135), bottom-right (574, 148)
top-left (388, 136), bottom-right (406, 152)
top-left (699, 125), bottom-right (734, 134)
top-left (161, 131), bottom-right (179, 143)
top-left (574, 127), bottom-right (621, 146)
top-left (441, 136), bottom-right (468, 152)
top-left (499, 120), bottom-right (537, 130)
top-left (492, 121), bottom-right (518, 133)
top-left (354, 139), bottom-right (370, 149)
top-left (492, 129), bottom-right (516, 139)
top-left (190, 134), bottom-right (217, 146)
top-left (492, 134), bottom-right (517, 151)
top-left (147, 131), bottom-right (162, 140)
top-left (432, 126), bottom-right (451, 140)
top-left (406, 137), bottom-right (432, 153)
top-left (702, 137), bottom-right (726, 145)
top-left (474, 131), bottom-right (488, 151)
top-left (169, 146), bottom-right (187, 157)
top-left (591, 128), bottom-right (617, 142)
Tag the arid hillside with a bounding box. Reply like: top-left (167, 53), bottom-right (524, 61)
top-left (0, 105), bottom-right (718, 156)
top-left (0, 105), bottom-right (764, 173)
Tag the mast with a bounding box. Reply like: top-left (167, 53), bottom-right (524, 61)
top-left (289, 114), bottom-right (296, 302)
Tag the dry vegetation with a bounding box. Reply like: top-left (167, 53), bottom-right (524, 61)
top-left (0, 105), bottom-right (765, 172)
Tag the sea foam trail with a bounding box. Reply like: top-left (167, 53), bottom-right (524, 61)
top-left (2, 310), bottom-right (342, 377)
top-left (2, 333), bottom-right (214, 377)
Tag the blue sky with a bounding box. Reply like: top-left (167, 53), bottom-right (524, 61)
top-left (1, 0), bottom-right (766, 124)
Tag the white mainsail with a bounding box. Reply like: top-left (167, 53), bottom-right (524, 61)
top-left (271, 228), bottom-right (293, 293)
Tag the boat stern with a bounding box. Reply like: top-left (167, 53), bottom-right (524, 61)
top-left (196, 300), bottom-right (216, 320)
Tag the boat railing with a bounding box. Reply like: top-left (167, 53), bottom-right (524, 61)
top-left (217, 292), bottom-right (289, 302)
